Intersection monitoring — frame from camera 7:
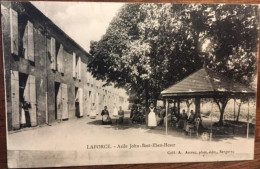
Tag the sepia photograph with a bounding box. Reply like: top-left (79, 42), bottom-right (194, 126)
top-left (1, 1), bottom-right (259, 168)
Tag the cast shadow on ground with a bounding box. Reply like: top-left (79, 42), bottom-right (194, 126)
top-left (86, 116), bottom-right (255, 142)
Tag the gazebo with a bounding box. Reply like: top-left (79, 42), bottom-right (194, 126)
top-left (161, 67), bottom-right (256, 139)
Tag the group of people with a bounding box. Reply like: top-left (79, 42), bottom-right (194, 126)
top-left (98, 105), bottom-right (125, 125)
top-left (91, 102), bottom-right (202, 133)
top-left (130, 104), bottom-right (146, 124)
top-left (129, 103), bottom-right (167, 127)
top-left (176, 109), bottom-right (202, 134)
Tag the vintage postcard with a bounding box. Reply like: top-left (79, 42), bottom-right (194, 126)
top-left (1, 1), bottom-right (259, 168)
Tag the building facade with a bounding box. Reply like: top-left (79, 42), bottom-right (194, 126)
top-left (1, 2), bottom-right (128, 131)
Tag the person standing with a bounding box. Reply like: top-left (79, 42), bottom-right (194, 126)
top-left (20, 102), bottom-right (26, 128)
top-left (101, 106), bottom-right (112, 125)
top-left (113, 104), bottom-right (118, 124)
top-left (118, 106), bottom-right (124, 124)
top-left (148, 103), bottom-right (157, 128)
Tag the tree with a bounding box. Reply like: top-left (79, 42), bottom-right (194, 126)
top-left (88, 4), bottom-right (258, 126)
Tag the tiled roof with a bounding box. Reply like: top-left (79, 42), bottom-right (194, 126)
top-left (161, 67), bottom-right (255, 97)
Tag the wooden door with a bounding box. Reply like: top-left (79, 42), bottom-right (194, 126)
top-left (28, 75), bottom-right (37, 127)
top-left (79, 88), bottom-right (83, 117)
top-left (11, 70), bottom-right (20, 129)
top-left (56, 83), bottom-right (62, 120)
top-left (83, 85), bottom-right (88, 116)
top-left (61, 83), bottom-right (68, 120)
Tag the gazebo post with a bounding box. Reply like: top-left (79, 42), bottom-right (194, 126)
top-left (177, 99), bottom-right (180, 116)
top-left (233, 98), bottom-right (236, 135)
top-left (210, 99), bottom-right (213, 142)
top-left (233, 98), bottom-right (236, 121)
top-left (247, 98), bottom-right (250, 139)
top-left (195, 97), bottom-right (200, 117)
top-left (166, 98), bottom-right (169, 136)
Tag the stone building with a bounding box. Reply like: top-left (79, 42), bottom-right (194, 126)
top-left (1, 1), bottom-right (128, 131)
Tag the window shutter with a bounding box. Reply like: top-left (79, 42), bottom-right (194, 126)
top-left (57, 44), bottom-right (64, 73)
top-left (61, 83), bottom-right (68, 119)
top-left (79, 88), bottom-right (83, 116)
top-left (72, 53), bottom-right (76, 78)
top-left (57, 84), bottom-right (62, 120)
top-left (92, 91), bottom-right (95, 104)
top-left (96, 93), bottom-right (100, 115)
top-left (27, 21), bottom-right (34, 62)
top-left (28, 75), bottom-right (37, 127)
top-left (83, 85), bottom-right (89, 115)
top-left (10, 8), bottom-right (18, 55)
top-left (50, 37), bottom-right (56, 70)
top-left (23, 76), bottom-right (30, 102)
top-left (75, 88), bottom-right (79, 102)
top-left (23, 21), bottom-right (34, 61)
top-left (77, 57), bottom-right (81, 80)
top-left (11, 70), bottom-right (20, 129)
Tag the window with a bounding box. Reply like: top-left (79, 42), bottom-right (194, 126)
top-left (10, 8), bottom-right (18, 56)
top-left (22, 20), bottom-right (34, 62)
top-left (56, 43), bottom-right (64, 73)
top-left (49, 38), bottom-right (64, 73)
top-left (73, 52), bottom-right (81, 80)
top-left (50, 37), bottom-right (56, 70)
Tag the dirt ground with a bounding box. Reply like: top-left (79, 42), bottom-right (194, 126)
top-left (7, 112), bottom-right (255, 168)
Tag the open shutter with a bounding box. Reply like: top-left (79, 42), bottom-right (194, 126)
top-left (27, 21), bottom-right (34, 62)
top-left (88, 91), bottom-right (92, 114)
top-left (23, 21), bottom-right (34, 62)
top-left (79, 88), bottom-right (84, 117)
top-left (23, 76), bottom-right (30, 102)
top-left (83, 85), bottom-right (89, 115)
top-left (57, 45), bottom-right (64, 73)
top-left (11, 70), bottom-right (20, 129)
top-left (10, 8), bottom-right (18, 55)
top-left (77, 57), bottom-right (81, 80)
top-left (22, 23), bottom-right (28, 59)
top-left (72, 52), bottom-right (76, 78)
top-left (96, 93), bottom-right (100, 115)
top-left (57, 84), bottom-right (62, 120)
top-left (50, 37), bottom-right (56, 70)
top-left (28, 75), bottom-right (37, 127)
top-left (61, 83), bottom-right (68, 120)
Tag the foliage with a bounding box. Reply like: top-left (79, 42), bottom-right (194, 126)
top-left (88, 4), bottom-right (258, 124)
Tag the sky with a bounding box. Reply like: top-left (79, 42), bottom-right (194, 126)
top-left (31, 1), bottom-right (125, 52)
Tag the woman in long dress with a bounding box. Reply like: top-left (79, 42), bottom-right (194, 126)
top-left (118, 106), bottom-right (124, 124)
top-left (20, 102), bottom-right (26, 128)
top-left (89, 103), bottom-right (96, 119)
top-left (148, 103), bottom-right (157, 128)
top-left (101, 106), bottom-right (112, 125)
top-left (113, 105), bottom-right (118, 124)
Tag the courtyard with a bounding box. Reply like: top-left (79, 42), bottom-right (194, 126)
top-left (7, 111), bottom-right (255, 168)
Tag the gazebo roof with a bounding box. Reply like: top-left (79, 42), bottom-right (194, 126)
top-left (161, 67), bottom-right (255, 98)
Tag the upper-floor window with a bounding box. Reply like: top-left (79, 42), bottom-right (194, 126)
top-left (56, 42), bottom-right (64, 73)
top-left (49, 37), bottom-right (64, 74)
top-left (73, 52), bottom-right (81, 80)
top-left (9, 8), bottom-right (19, 56)
top-left (7, 8), bottom-right (34, 63)
top-left (22, 20), bottom-right (34, 62)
